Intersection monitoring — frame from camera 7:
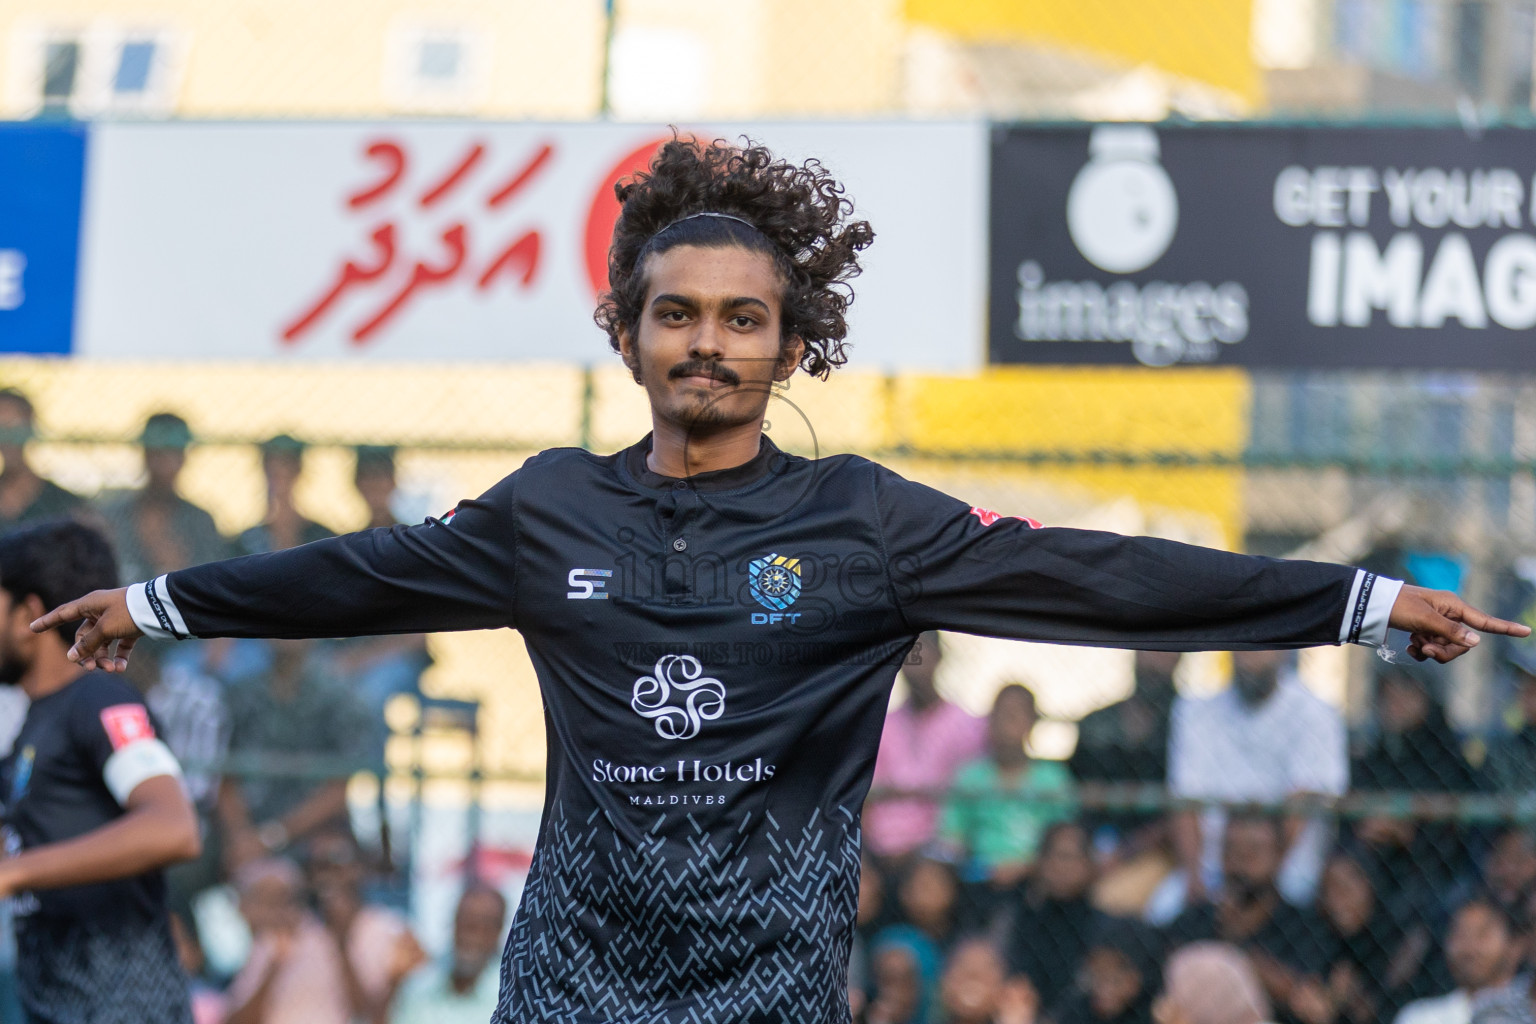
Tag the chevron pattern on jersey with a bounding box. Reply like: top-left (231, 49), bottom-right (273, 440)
top-left (16, 916), bottom-right (193, 1024)
top-left (493, 803), bottom-right (860, 1024)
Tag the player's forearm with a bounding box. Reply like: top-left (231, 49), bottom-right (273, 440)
top-left (128, 506), bottom-right (516, 643)
top-left (905, 527), bottom-right (1399, 650)
top-left (0, 792), bottom-right (199, 894)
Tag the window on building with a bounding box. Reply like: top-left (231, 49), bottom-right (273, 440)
top-left (1501, 1), bottom-right (1536, 110)
top-left (113, 39), bottom-right (156, 95)
top-left (383, 21), bottom-right (489, 112)
top-left (417, 37), bottom-right (462, 82)
top-left (99, 31), bottom-right (184, 114)
top-left (1455, 0), bottom-right (1488, 96)
top-left (41, 39), bottom-right (80, 109)
top-left (1332, 0), bottom-right (1436, 78)
top-left (14, 26), bottom-right (182, 118)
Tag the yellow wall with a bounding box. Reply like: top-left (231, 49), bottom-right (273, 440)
top-left (894, 367), bottom-right (1250, 546)
top-left (758, 0), bottom-right (904, 114)
top-left (2, 0), bottom-right (605, 118)
top-left (2, 0), bottom-right (908, 119)
top-left (3, 0), bottom-right (1258, 118)
top-left (905, 0), bottom-right (1259, 105)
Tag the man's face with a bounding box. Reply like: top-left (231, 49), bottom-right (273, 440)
top-left (354, 468), bottom-right (395, 514)
top-left (270, 638), bottom-right (312, 676)
top-left (988, 691), bottom-right (1035, 758)
top-left (1519, 674), bottom-right (1536, 727)
top-left (0, 592), bottom-right (34, 687)
top-left (306, 832), bottom-right (362, 899)
top-left (1038, 827), bottom-right (1095, 901)
top-left (0, 400), bottom-right (30, 467)
top-left (1085, 947), bottom-right (1143, 1019)
top-left (617, 245), bottom-right (801, 438)
top-left (1319, 856), bottom-right (1374, 936)
top-left (452, 889), bottom-right (506, 980)
top-left (1231, 650), bottom-right (1284, 706)
top-left (1447, 903), bottom-right (1521, 991)
top-left (939, 941), bottom-right (1005, 1023)
top-left (240, 875), bottom-right (302, 936)
top-left (1377, 676), bottom-right (1430, 735)
top-left (1488, 830), bottom-right (1536, 899)
top-left (143, 447), bottom-right (185, 491)
top-left (263, 453), bottom-right (302, 500)
top-left (1222, 820), bottom-right (1282, 902)
top-left (899, 859), bottom-right (957, 931)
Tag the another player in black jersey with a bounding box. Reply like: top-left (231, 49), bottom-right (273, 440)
top-left (0, 521), bottom-right (199, 1024)
top-left (37, 137), bottom-right (1530, 1024)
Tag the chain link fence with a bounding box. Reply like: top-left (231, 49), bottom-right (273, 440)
top-left (3, 356), bottom-right (1536, 1016)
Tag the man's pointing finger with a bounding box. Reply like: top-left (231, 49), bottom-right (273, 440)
top-left (1456, 604), bottom-right (1531, 638)
top-left (31, 600), bottom-right (87, 634)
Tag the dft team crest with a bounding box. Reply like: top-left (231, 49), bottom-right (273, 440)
top-left (749, 554), bottom-right (802, 611)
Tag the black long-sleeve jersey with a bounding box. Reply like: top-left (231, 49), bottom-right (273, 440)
top-left (129, 434), bottom-right (1399, 1024)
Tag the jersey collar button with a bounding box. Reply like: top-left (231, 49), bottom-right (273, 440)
top-left (672, 537), bottom-right (688, 552)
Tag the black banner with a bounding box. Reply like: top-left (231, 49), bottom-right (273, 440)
top-left (989, 124), bottom-right (1536, 369)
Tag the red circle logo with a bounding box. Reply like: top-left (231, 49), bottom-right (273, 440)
top-left (582, 135), bottom-right (673, 297)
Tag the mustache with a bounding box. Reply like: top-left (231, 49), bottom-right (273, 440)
top-left (668, 361), bottom-right (741, 387)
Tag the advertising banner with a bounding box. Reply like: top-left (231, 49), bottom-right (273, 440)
top-left (0, 124), bottom-right (86, 355)
top-left (77, 121), bottom-right (986, 369)
top-left (990, 124), bottom-right (1536, 369)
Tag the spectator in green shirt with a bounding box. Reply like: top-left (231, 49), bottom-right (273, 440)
top-left (391, 884), bottom-right (507, 1024)
top-left (938, 684), bottom-right (1075, 889)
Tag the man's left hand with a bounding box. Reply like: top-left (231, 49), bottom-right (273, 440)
top-left (1389, 584), bottom-right (1531, 662)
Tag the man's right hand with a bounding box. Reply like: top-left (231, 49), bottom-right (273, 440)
top-left (30, 587), bottom-right (142, 672)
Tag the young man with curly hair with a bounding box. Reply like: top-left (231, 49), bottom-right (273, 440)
top-left (0, 521), bottom-right (201, 1024)
top-left (35, 137), bottom-right (1527, 1024)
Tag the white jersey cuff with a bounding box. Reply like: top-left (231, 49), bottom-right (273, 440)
top-left (103, 738), bottom-right (184, 806)
top-left (1338, 569), bottom-right (1403, 647)
top-left (126, 576), bottom-right (190, 641)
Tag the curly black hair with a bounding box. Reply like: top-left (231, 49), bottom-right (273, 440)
top-left (594, 135), bottom-right (875, 380)
top-left (0, 519), bottom-right (118, 642)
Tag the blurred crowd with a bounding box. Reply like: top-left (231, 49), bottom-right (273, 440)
top-left (856, 630), bottom-right (1536, 1024)
top-left (0, 389), bottom-right (499, 1024)
top-left (6, 385), bottom-right (1536, 1024)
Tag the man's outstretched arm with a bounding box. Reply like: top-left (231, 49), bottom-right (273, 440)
top-left (873, 468), bottom-right (1528, 662)
top-left (33, 475), bottom-right (519, 672)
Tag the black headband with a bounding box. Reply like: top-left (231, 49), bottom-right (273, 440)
top-left (651, 211), bottom-right (759, 242)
